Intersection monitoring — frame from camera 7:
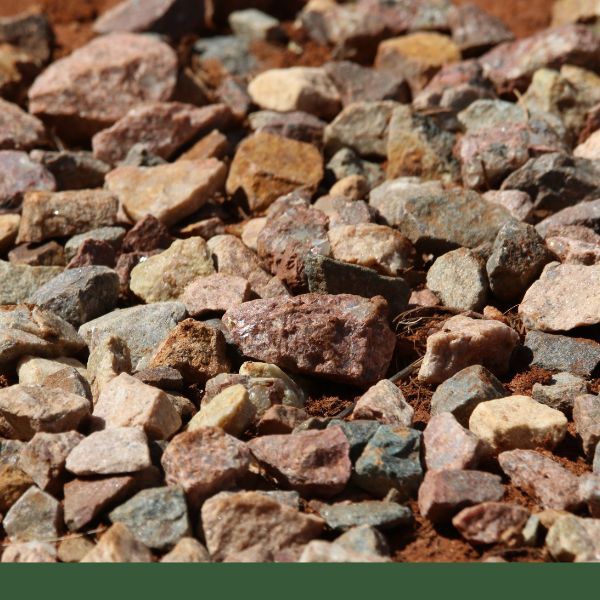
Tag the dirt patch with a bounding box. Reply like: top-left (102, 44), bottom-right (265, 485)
top-left (506, 366), bottom-right (554, 396)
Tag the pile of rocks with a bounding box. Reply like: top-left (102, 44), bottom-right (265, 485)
top-left (0, 0), bottom-right (599, 563)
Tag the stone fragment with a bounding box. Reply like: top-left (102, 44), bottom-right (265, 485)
top-left (552, 0), bottom-right (600, 25)
top-left (257, 405), bottom-right (309, 435)
top-left (0, 12), bottom-right (52, 65)
top-left (181, 273), bottom-right (251, 317)
top-left (575, 129), bottom-right (600, 160)
top-left (426, 248), bottom-right (488, 311)
top-left (3, 486), bottom-right (61, 541)
top-left (298, 539), bottom-right (388, 563)
top-left (248, 110), bottom-right (326, 148)
top-left (482, 190), bottom-right (534, 222)
top-left (223, 294), bottom-right (396, 387)
top-left (66, 428), bottom-right (151, 476)
top-left (18, 432), bottom-right (83, 495)
top-left (579, 474), bottom-right (600, 518)
top-left (28, 33), bottom-right (178, 140)
top-left (418, 469), bottom-right (504, 524)
top-left (81, 523), bottom-right (153, 563)
top-left (120, 216), bottom-right (172, 255)
top-left (0, 98), bottom-right (46, 150)
top-left (418, 316), bottom-right (519, 385)
top-left (452, 502), bottom-right (529, 544)
top-left (66, 239), bottom-right (116, 269)
top-left (93, 373), bottom-right (180, 440)
top-left (352, 380), bottom-right (414, 426)
top-left (238, 361), bottom-right (306, 408)
top-left (134, 366), bottom-right (183, 392)
top-left (43, 367), bottom-right (92, 401)
top-left (0, 214), bottom-right (20, 254)
top-left (327, 148), bottom-right (384, 189)
top-left (327, 420), bottom-right (380, 462)
top-left (161, 427), bottom-right (251, 507)
top-left (226, 132), bottom-right (323, 213)
top-left (331, 524), bottom-right (390, 558)
top-left (9, 241), bottom-right (65, 267)
top-left (499, 450), bottom-right (583, 511)
top-left (318, 501), bottom-right (412, 531)
top-left (0, 261), bottom-right (63, 305)
top-left (30, 150), bottom-right (110, 191)
top-left (0, 44), bottom-right (35, 103)
top-left (573, 395), bottom-right (600, 458)
top-left (16, 190), bottom-right (118, 244)
top-left (161, 537), bottom-right (210, 563)
top-left (532, 372), bottom-right (588, 414)
top-left (57, 536), bottom-right (96, 563)
top-left (536, 199), bottom-right (600, 238)
top-left (0, 464), bottom-right (32, 513)
top-left (229, 9), bottom-right (283, 42)
top-left (248, 427), bottom-right (351, 498)
top-left (546, 515), bottom-right (600, 562)
top-left (519, 263), bottom-right (600, 332)
top-left (469, 396), bottom-right (567, 453)
top-left (192, 35), bottom-right (256, 77)
top-left (546, 235), bottom-right (600, 266)
top-left (0, 439), bottom-right (24, 467)
top-left (65, 227), bottom-right (125, 261)
top-left (2, 541), bottom-right (57, 563)
top-left (106, 158), bottom-right (227, 227)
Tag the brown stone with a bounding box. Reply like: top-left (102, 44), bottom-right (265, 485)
top-left (179, 130), bottom-right (229, 162)
top-left (8, 241), bottom-right (65, 267)
top-left (352, 379), bottom-right (414, 426)
top-left (121, 215), bottom-right (173, 254)
top-left (181, 273), bottom-right (251, 317)
top-left (0, 464), bottom-right (32, 513)
top-left (257, 405), bottom-right (309, 435)
top-left (0, 97), bottom-right (47, 150)
top-left (0, 214), bottom-right (20, 254)
top-left (81, 523), bottom-right (153, 562)
top-left (452, 502), bottom-right (530, 544)
top-left (66, 239), bottom-right (116, 269)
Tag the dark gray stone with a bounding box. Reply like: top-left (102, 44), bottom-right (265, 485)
top-left (318, 501), bottom-right (412, 530)
top-left (30, 150), bottom-right (110, 190)
top-left (327, 419), bottom-right (380, 462)
top-left (532, 372), bottom-right (588, 414)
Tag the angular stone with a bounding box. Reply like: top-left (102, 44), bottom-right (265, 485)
top-left (354, 425), bottom-right (423, 499)
top-left (552, 0), bottom-right (600, 26)
top-left (66, 428), bottom-right (150, 476)
top-left (546, 515), bottom-right (600, 562)
top-left (28, 33), bottom-right (178, 140)
top-left (3, 486), bottom-right (61, 541)
top-left (238, 361), bottom-right (306, 408)
top-left (223, 294), bottom-right (396, 387)
top-left (0, 438), bottom-right (25, 467)
top-left (580, 474), bottom-right (600, 518)
top-left (536, 199), bottom-right (600, 238)
top-left (229, 8), bottom-right (283, 42)
top-left (18, 356), bottom-right (86, 389)
top-left (532, 372), bottom-right (588, 414)
top-left (57, 536), bottom-right (96, 563)
top-left (226, 132), bottom-right (323, 213)
top-left (30, 150), bottom-right (110, 191)
top-left (318, 500), bottom-right (412, 531)
top-left (575, 129), bottom-right (600, 160)
top-left (0, 261), bottom-right (63, 305)
top-left (0, 98), bottom-right (46, 150)
top-left (86, 335), bottom-right (131, 401)
top-left (181, 273), bottom-right (251, 317)
top-left (248, 110), bottom-right (326, 148)
top-left (0, 12), bottom-right (53, 65)
top-left (257, 405), bottom-right (309, 435)
top-left (28, 266), bottom-right (119, 327)
top-left (298, 539), bottom-right (388, 563)
top-left (18, 432), bottom-right (84, 495)
top-left (0, 214), bottom-right (20, 254)
top-left (9, 241), bottom-right (65, 267)
top-left (482, 190), bottom-right (534, 222)
top-left (161, 427), bottom-right (251, 507)
top-left (161, 537), bottom-right (211, 563)
top-left (418, 316), bottom-right (519, 385)
top-left (0, 464), bottom-right (32, 513)
top-left (452, 502), bottom-right (529, 544)
top-left (426, 248), bottom-right (488, 311)
top-left (120, 216), bottom-right (172, 255)
top-left (81, 523), bottom-right (153, 563)
top-left (1, 541), bottom-right (57, 563)
top-left (66, 239), bottom-right (116, 269)
top-left (499, 449), bottom-right (583, 511)
top-left (573, 395), bottom-right (600, 458)
top-left (546, 235), bottom-right (600, 266)
top-left (192, 35), bottom-right (256, 77)
top-left (44, 367), bottom-right (92, 401)
top-left (327, 419), bottom-right (380, 462)
top-left (248, 67), bottom-right (340, 119)
top-left (352, 380), bottom-right (414, 426)
top-left (326, 150), bottom-right (384, 192)
top-left (64, 227), bottom-right (126, 261)
top-left (418, 469), bottom-right (504, 524)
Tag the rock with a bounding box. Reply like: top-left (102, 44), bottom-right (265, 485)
top-left (223, 294), bottom-right (396, 387)
top-left (181, 273), bottom-right (251, 317)
top-left (0, 43), bottom-right (36, 103)
top-left (248, 110), bottom-right (326, 148)
top-left (546, 235), bottom-right (600, 266)
top-left (573, 394), bottom-right (600, 458)
top-left (28, 266), bottom-right (119, 327)
top-left (480, 24), bottom-right (600, 93)
top-left (354, 425), bottom-right (423, 499)
top-left (0, 261), bottom-right (63, 305)
top-left (0, 98), bottom-right (47, 150)
top-left (552, 0), bottom-right (600, 25)
top-left (226, 132), bottom-right (324, 213)
top-left (458, 99), bottom-right (528, 132)
top-left (452, 502), bottom-right (529, 544)
top-left (188, 385), bottom-right (255, 437)
top-left (238, 361), bottom-right (306, 408)
top-left (305, 254), bottom-right (410, 318)
top-left (3, 486), bottom-right (62, 541)
top-left (229, 9), bottom-right (283, 42)
top-left (28, 33), bottom-right (178, 140)
top-left (66, 428), bottom-right (151, 476)
top-left (92, 102), bottom-right (230, 165)
top-left (257, 405), bottom-right (309, 435)
top-left (519, 263), bottom-right (600, 332)
top-left (318, 501), bottom-right (412, 531)
top-left (329, 175), bottom-right (370, 201)
top-left (86, 335), bottom-right (132, 401)
top-left (326, 148), bottom-right (384, 189)
top-left (501, 152), bottom-right (600, 212)
top-left (57, 536), bottom-right (96, 562)
top-left (546, 515), bottom-right (600, 562)
top-left (106, 158), bottom-right (227, 227)
top-left (375, 32), bottom-right (461, 93)
top-left (328, 223), bottom-right (414, 277)
top-left (0, 214), bottom-right (20, 253)
top-left (66, 239), bottom-right (116, 269)
top-left (2, 541), bottom-right (57, 563)
top-left (0, 385), bottom-right (89, 441)
top-left (418, 469), bottom-right (504, 524)
top-left (248, 427), bottom-right (351, 498)
top-left (423, 412), bottom-right (488, 472)
top-left (482, 190), bottom-right (534, 222)
top-left (18, 432), bottom-right (84, 495)
top-left (486, 221), bottom-right (552, 303)
top-left (192, 35), bottom-right (256, 77)
top-left (469, 396), bottom-right (567, 453)
top-left (532, 372), bottom-right (588, 414)
top-left (327, 419), bottom-right (380, 462)
top-left (499, 450), bottom-right (582, 511)
top-left (80, 302), bottom-right (187, 371)
top-left (0, 439), bottom-right (24, 467)
top-left (44, 367), bottom-right (92, 401)
top-left (93, 373), bottom-right (181, 440)
top-left (351, 380), bottom-right (414, 426)
top-left (179, 130), bottom-right (229, 162)
top-left (18, 357), bottom-right (87, 390)
top-left (149, 319), bottom-right (230, 386)
top-left (324, 101), bottom-right (399, 158)
top-left (161, 537), bottom-right (210, 563)
top-left (0, 465), bottom-right (32, 513)
top-left (333, 525), bottom-right (390, 558)
top-left (0, 12), bottom-right (53, 65)
top-left (109, 486), bottom-right (189, 550)
top-left (161, 427), bottom-right (251, 507)
top-left (0, 150), bottom-right (56, 211)
top-left (536, 199), bottom-right (600, 238)
top-left (120, 216), bottom-right (172, 255)
top-left (120, 144), bottom-right (167, 167)
top-left (0, 304), bottom-right (86, 368)
top-left (579, 474), bottom-right (600, 518)
top-left (16, 190), bottom-right (119, 244)
top-left (523, 330), bottom-right (600, 377)
top-left (418, 316), bottom-right (519, 385)
top-left (248, 67), bottom-right (340, 119)
top-left (298, 539), bottom-right (388, 563)
top-left (81, 523), bottom-right (153, 563)
top-left (94, 0), bottom-right (204, 37)
top-left (426, 248), bottom-right (488, 311)
top-left (65, 227), bottom-right (126, 261)
top-left (575, 129), bottom-right (600, 160)
top-left (9, 241), bottom-right (65, 267)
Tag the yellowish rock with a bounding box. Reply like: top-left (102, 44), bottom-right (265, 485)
top-left (0, 214), bottom-right (20, 253)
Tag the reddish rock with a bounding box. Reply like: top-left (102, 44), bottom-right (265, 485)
top-left (352, 379), bottom-right (414, 426)
top-left (0, 98), bottom-right (47, 151)
top-left (257, 405), bottom-right (309, 435)
top-left (121, 215), bottom-right (172, 254)
top-left (8, 242), bottom-right (65, 267)
top-left (181, 273), bottom-right (251, 317)
top-left (418, 469), bottom-right (504, 523)
top-left (452, 502), bottom-right (530, 544)
top-left (223, 294), bottom-right (396, 387)
top-left (28, 33), bottom-right (178, 140)
top-left (161, 427), bottom-right (251, 507)
top-left (248, 427), bottom-right (351, 498)
top-left (498, 449), bottom-right (583, 511)
top-left (248, 110), bottom-right (326, 148)
top-left (66, 239), bottom-right (116, 269)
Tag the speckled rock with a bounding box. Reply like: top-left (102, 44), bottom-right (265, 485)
top-left (0, 465), bottom-right (32, 513)
top-left (161, 537), bottom-right (210, 563)
top-left (181, 273), bottom-right (251, 317)
top-left (452, 502), bottom-right (529, 544)
top-left (546, 515), bottom-right (600, 562)
top-left (352, 380), bottom-right (414, 426)
top-left (318, 501), bottom-right (412, 531)
top-left (3, 486), bottom-right (62, 541)
top-left (573, 395), bottom-right (600, 458)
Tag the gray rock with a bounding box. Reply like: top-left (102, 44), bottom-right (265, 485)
top-left (3, 486), bottom-right (62, 542)
top-left (318, 501), bottom-right (412, 531)
top-left (229, 9), bottom-right (283, 42)
top-left (326, 148), bottom-right (384, 190)
top-left (458, 99), bottom-right (528, 132)
top-left (248, 110), bottom-right (326, 147)
top-left (334, 525), bottom-right (390, 558)
top-left (193, 36), bottom-right (256, 77)
top-left (109, 486), bottom-right (190, 550)
top-left (327, 419), bottom-right (380, 462)
top-left (430, 365), bottom-right (507, 427)
top-left (351, 379), bottom-right (414, 426)
top-left (0, 261), bottom-right (63, 305)
top-left (579, 474), bottom-right (600, 518)
top-left (0, 439), bottom-right (25, 467)
top-left (64, 227), bottom-right (126, 261)
top-left (426, 248), bottom-right (488, 311)
top-left (595, 444), bottom-right (600, 474)
top-left (546, 515), bottom-right (600, 562)
top-left (532, 372), bottom-right (588, 414)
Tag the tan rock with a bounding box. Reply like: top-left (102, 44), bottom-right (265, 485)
top-left (181, 273), bottom-right (251, 317)
top-left (81, 523), bottom-right (153, 562)
top-left (241, 217), bottom-right (267, 251)
top-left (575, 129), bottom-right (600, 160)
top-left (86, 335), bottom-right (132, 402)
top-left (17, 356), bottom-right (87, 386)
top-left (0, 213), bottom-right (19, 253)
top-left (160, 537), bottom-right (210, 563)
top-left (1, 541), bottom-right (57, 563)
top-left (352, 379), bottom-right (414, 426)
top-left (57, 536), bottom-right (96, 563)
top-left (0, 464), bottom-right (33, 513)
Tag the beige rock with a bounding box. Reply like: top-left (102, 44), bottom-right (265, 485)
top-left (81, 523), bottom-right (153, 562)
top-left (57, 536), bottom-right (96, 563)
top-left (188, 385), bottom-right (255, 437)
top-left (352, 379), bottom-right (414, 426)
top-left (239, 361), bottom-right (306, 408)
top-left (130, 237), bottom-right (215, 303)
top-left (0, 213), bottom-right (19, 253)
top-left (1, 541), bottom-right (57, 563)
top-left (105, 159), bottom-right (227, 227)
top-left (574, 129), bottom-right (600, 161)
top-left (17, 356), bottom-right (87, 386)
top-left (241, 217), bottom-right (267, 251)
top-left (469, 396), bottom-right (568, 453)
top-left (330, 175), bottom-right (369, 200)
top-left (298, 539), bottom-right (389, 563)
top-left (93, 373), bottom-right (181, 440)
top-left (160, 537), bottom-right (210, 563)
top-left (328, 223), bottom-right (413, 276)
top-left (86, 335), bottom-right (132, 402)
top-left (248, 67), bottom-right (341, 119)
top-left (181, 273), bottom-right (251, 317)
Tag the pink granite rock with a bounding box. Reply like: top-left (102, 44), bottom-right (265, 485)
top-left (181, 273), bottom-right (251, 317)
top-left (0, 98), bottom-right (47, 150)
top-left (352, 379), bottom-right (414, 426)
